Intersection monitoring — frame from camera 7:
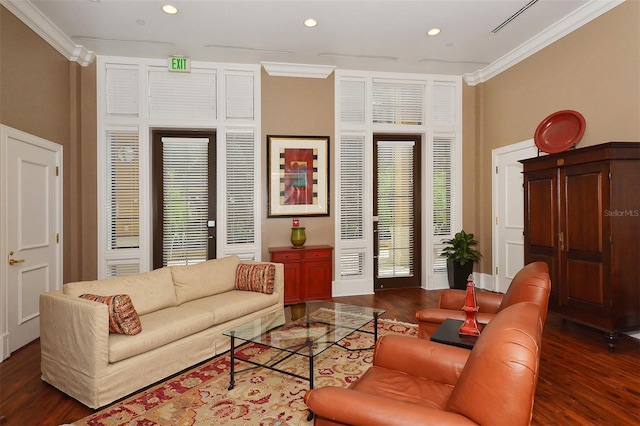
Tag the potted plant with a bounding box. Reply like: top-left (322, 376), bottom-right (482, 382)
top-left (440, 230), bottom-right (482, 289)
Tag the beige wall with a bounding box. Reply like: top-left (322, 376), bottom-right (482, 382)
top-left (260, 69), bottom-right (336, 260)
top-left (0, 5), bottom-right (98, 283)
top-left (468, 0), bottom-right (640, 274)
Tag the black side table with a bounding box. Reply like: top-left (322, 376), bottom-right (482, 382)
top-left (430, 318), bottom-right (481, 349)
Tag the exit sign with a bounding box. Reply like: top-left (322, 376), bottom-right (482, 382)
top-left (168, 56), bottom-right (191, 73)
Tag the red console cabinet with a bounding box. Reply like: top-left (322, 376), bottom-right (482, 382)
top-left (269, 245), bottom-right (333, 305)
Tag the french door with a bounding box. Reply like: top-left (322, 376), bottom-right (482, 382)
top-left (373, 134), bottom-right (421, 290)
top-left (152, 130), bottom-right (216, 268)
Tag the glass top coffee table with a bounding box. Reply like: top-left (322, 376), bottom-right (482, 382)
top-left (223, 301), bottom-right (385, 404)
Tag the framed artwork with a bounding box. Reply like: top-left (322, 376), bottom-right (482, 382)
top-left (267, 135), bottom-right (330, 217)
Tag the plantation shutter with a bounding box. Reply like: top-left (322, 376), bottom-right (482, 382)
top-left (340, 79), bottom-right (366, 124)
top-left (161, 137), bottom-right (209, 266)
top-left (106, 130), bottom-right (140, 250)
top-left (432, 136), bottom-right (455, 272)
top-left (339, 135), bottom-right (366, 240)
top-left (433, 83), bottom-right (457, 127)
top-left (376, 140), bottom-right (415, 278)
top-left (225, 72), bottom-right (254, 120)
top-left (148, 68), bottom-right (217, 120)
top-left (372, 80), bottom-right (425, 125)
top-left (225, 131), bottom-right (256, 245)
top-left (106, 64), bottom-right (139, 118)
top-left (338, 134), bottom-right (366, 278)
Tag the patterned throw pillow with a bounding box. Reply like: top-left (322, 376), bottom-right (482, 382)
top-left (235, 264), bottom-right (275, 294)
top-left (79, 294), bottom-right (142, 335)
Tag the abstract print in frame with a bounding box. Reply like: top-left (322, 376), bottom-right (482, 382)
top-left (267, 135), bottom-right (329, 217)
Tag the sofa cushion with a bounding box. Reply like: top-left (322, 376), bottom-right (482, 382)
top-left (79, 294), bottom-right (142, 335)
top-left (235, 263), bottom-right (275, 294)
top-left (108, 306), bottom-right (215, 363)
top-left (171, 255), bottom-right (240, 305)
top-left (63, 268), bottom-right (176, 315)
top-left (180, 290), bottom-right (279, 324)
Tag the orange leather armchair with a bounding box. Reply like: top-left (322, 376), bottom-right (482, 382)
top-left (415, 261), bottom-right (550, 339)
top-left (304, 302), bottom-right (544, 426)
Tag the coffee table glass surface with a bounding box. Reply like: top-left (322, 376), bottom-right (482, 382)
top-left (224, 301), bottom-right (385, 357)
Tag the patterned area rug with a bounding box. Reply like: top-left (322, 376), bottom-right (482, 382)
top-left (72, 318), bottom-right (417, 426)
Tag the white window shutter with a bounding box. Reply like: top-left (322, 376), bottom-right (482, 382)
top-left (339, 135), bottom-right (366, 240)
top-left (106, 64), bottom-right (139, 117)
top-left (106, 130), bottom-right (140, 250)
top-left (225, 131), bottom-right (256, 245)
top-left (340, 79), bottom-right (366, 124)
top-left (340, 250), bottom-right (366, 278)
top-left (432, 136), bottom-right (455, 272)
top-left (148, 68), bottom-right (217, 120)
top-left (433, 83), bottom-right (456, 127)
top-left (372, 80), bottom-right (425, 125)
top-left (106, 260), bottom-right (140, 277)
top-left (225, 72), bottom-right (254, 120)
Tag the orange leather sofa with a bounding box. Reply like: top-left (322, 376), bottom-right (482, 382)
top-left (416, 261), bottom-right (551, 339)
top-left (304, 302), bottom-right (544, 425)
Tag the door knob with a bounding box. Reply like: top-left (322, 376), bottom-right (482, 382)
top-left (8, 258), bottom-right (25, 265)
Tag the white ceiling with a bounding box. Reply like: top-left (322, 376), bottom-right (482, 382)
top-left (4, 0), bottom-right (623, 83)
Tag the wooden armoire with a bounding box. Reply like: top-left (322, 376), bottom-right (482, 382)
top-left (521, 142), bottom-right (640, 351)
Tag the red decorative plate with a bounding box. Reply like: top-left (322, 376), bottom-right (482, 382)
top-left (534, 110), bottom-right (586, 154)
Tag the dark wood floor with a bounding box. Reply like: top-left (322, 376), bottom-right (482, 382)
top-left (1, 288), bottom-right (639, 425)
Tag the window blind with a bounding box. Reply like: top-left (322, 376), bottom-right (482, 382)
top-left (340, 251), bottom-right (366, 278)
top-left (433, 83), bottom-right (456, 127)
top-left (161, 137), bottom-right (209, 266)
top-left (106, 130), bottom-right (139, 249)
top-left (225, 72), bottom-right (254, 120)
top-left (376, 140), bottom-right (415, 278)
top-left (433, 136), bottom-right (455, 272)
top-left (148, 68), bottom-right (217, 120)
top-left (372, 80), bottom-right (425, 125)
top-left (225, 131), bottom-right (256, 245)
top-left (339, 135), bottom-right (366, 240)
top-left (340, 79), bottom-right (366, 124)
top-left (106, 64), bottom-right (139, 118)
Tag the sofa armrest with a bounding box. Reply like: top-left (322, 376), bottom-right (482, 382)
top-left (304, 387), bottom-right (477, 426)
top-left (40, 291), bottom-right (110, 377)
top-left (372, 335), bottom-right (470, 385)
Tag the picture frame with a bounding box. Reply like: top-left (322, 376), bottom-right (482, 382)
top-left (267, 135), bottom-right (330, 217)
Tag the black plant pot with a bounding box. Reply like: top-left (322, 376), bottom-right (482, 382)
top-left (447, 259), bottom-right (474, 290)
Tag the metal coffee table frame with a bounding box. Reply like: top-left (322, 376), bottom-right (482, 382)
top-left (223, 302), bottom-right (385, 420)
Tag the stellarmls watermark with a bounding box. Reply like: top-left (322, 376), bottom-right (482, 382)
top-left (604, 209), bottom-right (640, 217)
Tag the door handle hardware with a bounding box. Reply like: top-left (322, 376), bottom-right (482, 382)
top-left (9, 258), bottom-right (25, 265)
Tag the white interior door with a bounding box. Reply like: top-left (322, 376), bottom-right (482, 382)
top-left (492, 140), bottom-right (538, 293)
top-left (1, 125), bottom-right (62, 359)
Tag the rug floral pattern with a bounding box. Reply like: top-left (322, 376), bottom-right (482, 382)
top-left (73, 319), bottom-right (417, 426)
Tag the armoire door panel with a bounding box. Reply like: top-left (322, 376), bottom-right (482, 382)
top-left (566, 259), bottom-right (604, 305)
top-left (527, 177), bottom-right (556, 248)
top-left (563, 170), bottom-right (603, 253)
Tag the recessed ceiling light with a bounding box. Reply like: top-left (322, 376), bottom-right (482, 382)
top-left (427, 28), bottom-right (441, 36)
top-left (304, 18), bottom-right (318, 28)
top-left (162, 5), bottom-right (178, 15)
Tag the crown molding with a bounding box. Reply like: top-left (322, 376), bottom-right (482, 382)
top-left (262, 62), bottom-right (335, 78)
top-left (463, 0), bottom-right (624, 86)
top-left (1, 0), bottom-right (95, 66)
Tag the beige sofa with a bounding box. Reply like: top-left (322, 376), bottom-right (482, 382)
top-left (40, 255), bottom-right (284, 409)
